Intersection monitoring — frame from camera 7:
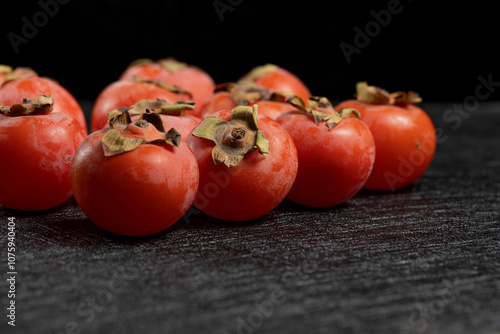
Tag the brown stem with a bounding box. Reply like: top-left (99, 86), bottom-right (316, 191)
top-left (220, 125), bottom-right (255, 150)
top-left (231, 128), bottom-right (246, 140)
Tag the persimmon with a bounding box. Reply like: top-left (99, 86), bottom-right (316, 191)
top-left (336, 82), bottom-right (436, 190)
top-left (120, 58), bottom-right (215, 117)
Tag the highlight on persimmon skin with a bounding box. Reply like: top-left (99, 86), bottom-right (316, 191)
top-left (119, 58), bottom-right (215, 117)
top-left (336, 82), bottom-right (436, 191)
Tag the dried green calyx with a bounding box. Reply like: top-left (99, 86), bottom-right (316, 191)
top-left (0, 65), bottom-right (37, 87)
top-left (157, 58), bottom-right (190, 72)
top-left (0, 95), bottom-right (53, 116)
top-left (125, 58), bottom-right (154, 69)
top-left (192, 104), bottom-right (270, 167)
top-left (238, 64), bottom-right (279, 85)
top-left (288, 96), bottom-right (360, 130)
top-left (115, 98), bottom-right (195, 118)
top-left (215, 82), bottom-right (304, 107)
top-left (215, 82), bottom-right (270, 105)
top-left (355, 81), bottom-right (422, 106)
top-left (102, 109), bottom-right (180, 156)
top-left (126, 77), bottom-right (193, 99)
top-left (126, 57), bottom-right (190, 72)
top-left (0, 65), bottom-right (13, 74)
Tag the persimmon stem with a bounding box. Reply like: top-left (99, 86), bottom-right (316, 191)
top-left (231, 128), bottom-right (246, 140)
top-left (134, 119), bottom-right (149, 128)
top-left (221, 125), bottom-right (255, 149)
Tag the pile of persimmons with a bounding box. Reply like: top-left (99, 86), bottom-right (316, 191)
top-left (0, 59), bottom-right (436, 236)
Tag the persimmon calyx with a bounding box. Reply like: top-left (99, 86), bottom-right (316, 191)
top-left (215, 82), bottom-right (304, 108)
top-left (215, 82), bottom-right (272, 105)
top-left (391, 90), bottom-right (422, 106)
top-left (157, 58), bottom-right (189, 72)
top-left (308, 96), bottom-right (333, 109)
top-left (122, 98), bottom-right (195, 117)
top-left (0, 66), bottom-right (37, 87)
top-left (0, 65), bottom-right (13, 74)
top-left (238, 63), bottom-right (278, 84)
top-left (0, 95), bottom-right (53, 116)
top-left (126, 57), bottom-right (207, 75)
top-left (355, 81), bottom-right (422, 106)
top-left (160, 57), bottom-right (211, 75)
top-left (288, 96), bottom-right (360, 130)
top-left (125, 77), bottom-right (193, 99)
top-left (125, 58), bottom-right (154, 69)
top-left (266, 90), bottom-right (305, 108)
top-left (102, 109), bottom-right (181, 156)
top-left (192, 104), bottom-right (270, 167)
top-left (156, 81), bottom-right (193, 99)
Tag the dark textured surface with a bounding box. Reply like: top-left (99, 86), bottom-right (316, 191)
top-left (1, 102), bottom-right (499, 334)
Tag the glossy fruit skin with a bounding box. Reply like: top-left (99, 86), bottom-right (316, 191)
top-left (120, 63), bottom-right (215, 117)
top-left (91, 80), bottom-right (188, 132)
top-left (276, 112), bottom-right (375, 207)
top-left (242, 66), bottom-right (311, 104)
top-left (186, 109), bottom-right (298, 221)
top-left (0, 77), bottom-right (87, 132)
top-left (199, 92), bottom-right (297, 120)
top-left (335, 100), bottom-right (436, 190)
top-left (71, 130), bottom-right (199, 236)
top-left (0, 113), bottom-right (86, 211)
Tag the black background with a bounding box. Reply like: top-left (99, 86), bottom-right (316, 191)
top-left (1, 0), bottom-right (499, 104)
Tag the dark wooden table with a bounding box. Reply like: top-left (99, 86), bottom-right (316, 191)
top-left (1, 101), bottom-right (499, 334)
